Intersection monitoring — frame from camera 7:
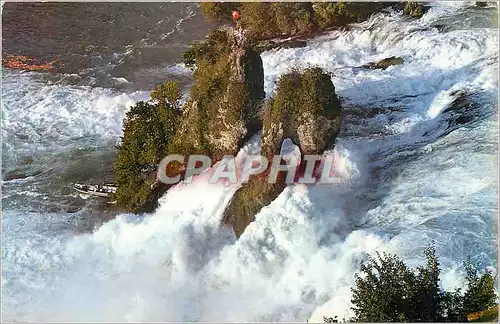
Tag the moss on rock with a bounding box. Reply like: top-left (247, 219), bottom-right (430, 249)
top-left (198, 2), bottom-right (393, 41)
top-left (178, 27), bottom-right (265, 160)
top-left (261, 67), bottom-right (342, 158)
top-left (223, 178), bottom-right (287, 238)
top-left (222, 67), bottom-right (342, 236)
top-left (362, 56), bottom-right (404, 70)
top-left (403, 2), bottom-right (428, 18)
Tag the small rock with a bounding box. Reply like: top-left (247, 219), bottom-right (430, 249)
top-left (362, 56), bottom-right (404, 70)
top-left (403, 2), bottom-right (428, 18)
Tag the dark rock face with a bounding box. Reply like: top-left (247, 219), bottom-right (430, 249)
top-left (222, 67), bottom-right (342, 237)
top-left (362, 56), bottom-right (404, 70)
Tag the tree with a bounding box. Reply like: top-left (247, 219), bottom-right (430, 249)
top-left (346, 245), bottom-right (498, 322)
top-left (409, 245), bottom-right (442, 321)
top-left (462, 257), bottom-right (497, 315)
top-left (350, 251), bottom-right (416, 322)
top-left (114, 81), bottom-right (181, 212)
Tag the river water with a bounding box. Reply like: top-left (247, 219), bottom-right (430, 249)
top-left (1, 2), bottom-right (498, 321)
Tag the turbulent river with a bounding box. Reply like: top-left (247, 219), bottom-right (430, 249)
top-left (1, 2), bottom-right (498, 322)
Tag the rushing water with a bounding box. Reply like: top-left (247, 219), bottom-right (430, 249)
top-left (1, 2), bottom-right (498, 322)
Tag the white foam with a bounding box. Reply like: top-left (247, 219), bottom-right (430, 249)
top-left (1, 71), bottom-right (150, 164)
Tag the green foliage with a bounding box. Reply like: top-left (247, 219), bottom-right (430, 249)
top-left (403, 2), bottom-right (427, 18)
top-left (351, 251), bottom-right (415, 322)
top-left (269, 67), bottom-right (340, 121)
top-left (180, 27), bottom-right (264, 159)
top-left (183, 29), bottom-right (229, 67)
top-left (114, 81), bottom-right (182, 212)
top-left (345, 245), bottom-right (498, 322)
top-left (199, 2), bottom-right (238, 22)
top-left (462, 257), bottom-right (497, 315)
top-left (313, 2), bottom-right (349, 29)
top-left (239, 2), bottom-right (315, 40)
top-left (261, 67), bottom-right (341, 157)
top-left (197, 2), bottom-right (392, 41)
top-left (151, 80), bottom-right (181, 110)
top-left (313, 2), bottom-right (391, 28)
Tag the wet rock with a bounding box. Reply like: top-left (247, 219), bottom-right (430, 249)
top-left (222, 67), bottom-right (342, 237)
top-left (176, 27), bottom-right (265, 160)
top-left (362, 56), bottom-right (404, 70)
top-left (403, 2), bottom-right (429, 19)
top-left (254, 38), bottom-right (308, 53)
top-left (222, 180), bottom-right (287, 237)
top-left (131, 27), bottom-right (266, 214)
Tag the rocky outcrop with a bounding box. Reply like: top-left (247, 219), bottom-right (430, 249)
top-left (116, 27), bottom-right (266, 214)
top-left (403, 2), bottom-right (428, 18)
top-left (176, 27), bottom-right (265, 160)
top-left (222, 67), bottom-right (342, 237)
top-left (260, 69), bottom-right (341, 158)
top-left (362, 56), bottom-right (404, 70)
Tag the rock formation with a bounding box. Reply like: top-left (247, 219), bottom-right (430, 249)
top-left (222, 67), bottom-right (342, 237)
top-left (362, 56), bottom-right (404, 70)
top-left (115, 27), bottom-right (266, 213)
top-left (403, 2), bottom-right (428, 18)
top-left (175, 27), bottom-right (265, 160)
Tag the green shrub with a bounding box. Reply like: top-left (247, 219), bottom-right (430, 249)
top-left (183, 28), bottom-right (229, 67)
top-left (344, 245), bottom-right (498, 322)
top-left (239, 2), bottom-right (315, 40)
top-left (462, 257), bottom-right (497, 315)
top-left (114, 81), bottom-right (181, 212)
top-left (197, 2), bottom-right (393, 41)
top-left (199, 2), bottom-right (238, 22)
top-left (313, 2), bottom-right (391, 28)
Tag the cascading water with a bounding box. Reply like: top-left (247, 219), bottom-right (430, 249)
top-left (2, 2), bottom-right (498, 322)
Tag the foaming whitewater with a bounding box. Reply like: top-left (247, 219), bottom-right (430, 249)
top-left (2, 2), bottom-right (498, 322)
top-left (2, 71), bottom-right (149, 168)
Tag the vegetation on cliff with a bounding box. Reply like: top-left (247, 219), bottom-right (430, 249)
top-left (324, 245), bottom-right (497, 322)
top-left (199, 2), bottom-right (394, 40)
top-left (222, 67), bottom-right (342, 237)
top-left (114, 81), bottom-right (181, 212)
top-left (116, 1), bottom-right (426, 223)
top-left (403, 2), bottom-right (428, 19)
top-left (116, 28), bottom-right (265, 213)
top-left (261, 67), bottom-right (342, 158)
top-left (178, 27), bottom-right (265, 160)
